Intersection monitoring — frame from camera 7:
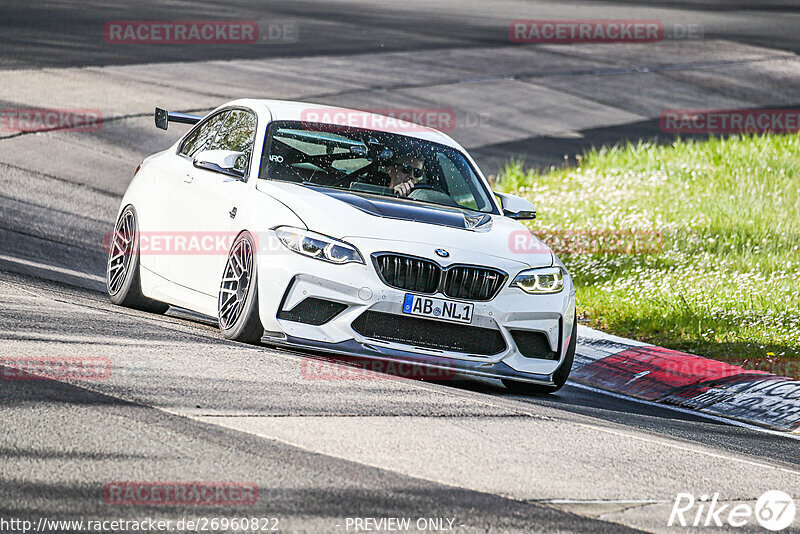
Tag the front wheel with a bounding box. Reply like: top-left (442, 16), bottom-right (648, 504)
top-left (106, 206), bottom-right (169, 314)
top-left (218, 231), bottom-right (263, 344)
top-left (502, 311), bottom-right (577, 395)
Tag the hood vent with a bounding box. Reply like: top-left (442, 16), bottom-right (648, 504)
top-left (310, 186), bottom-right (492, 230)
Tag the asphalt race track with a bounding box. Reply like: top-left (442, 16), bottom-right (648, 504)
top-left (1, 1), bottom-right (800, 532)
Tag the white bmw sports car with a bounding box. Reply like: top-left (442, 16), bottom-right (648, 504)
top-left (107, 99), bottom-right (576, 393)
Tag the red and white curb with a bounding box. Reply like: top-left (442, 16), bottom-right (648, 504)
top-left (573, 326), bottom-right (800, 434)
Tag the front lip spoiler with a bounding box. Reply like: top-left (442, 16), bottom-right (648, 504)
top-left (262, 334), bottom-right (556, 386)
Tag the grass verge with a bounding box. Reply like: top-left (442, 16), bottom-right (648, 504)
top-left (495, 134), bottom-right (800, 378)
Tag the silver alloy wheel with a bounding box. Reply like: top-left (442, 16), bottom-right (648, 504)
top-left (218, 237), bottom-right (254, 330)
top-left (107, 209), bottom-right (135, 296)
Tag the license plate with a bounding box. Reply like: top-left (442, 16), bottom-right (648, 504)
top-left (402, 293), bottom-right (473, 324)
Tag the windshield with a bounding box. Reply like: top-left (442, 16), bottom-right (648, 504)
top-left (259, 121), bottom-right (498, 214)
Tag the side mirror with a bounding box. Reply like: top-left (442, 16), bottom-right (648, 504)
top-left (495, 191), bottom-right (537, 220)
top-left (155, 107), bottom-right (169, 130)
top-left (193, 149), bottom-right (247, 179)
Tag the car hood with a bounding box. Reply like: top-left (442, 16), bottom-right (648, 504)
top-left (256, 180), bottom-right (553, 268)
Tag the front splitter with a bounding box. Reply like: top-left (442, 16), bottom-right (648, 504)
top-left (262, 333), bottom-right (556, 386)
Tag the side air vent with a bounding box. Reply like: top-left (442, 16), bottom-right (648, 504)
top-left (509, 330), bottom-right (559, 360)
top-left (278, 297), bottom-right (348, 326)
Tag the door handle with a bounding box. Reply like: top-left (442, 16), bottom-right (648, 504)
top-left (183, 173), bottom-right (194, 183)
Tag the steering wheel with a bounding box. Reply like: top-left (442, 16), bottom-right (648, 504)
top-left (329, 160), bottom-right (378, 188)
top-left (406, 183), bottom-right (458, 206)
top-left (409, 183), bottom-right (436, 191)
top-left (397, 183), bottom-right (436, 197)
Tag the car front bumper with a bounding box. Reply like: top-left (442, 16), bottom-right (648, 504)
top-left (257, 233), bottom-right (576, 385)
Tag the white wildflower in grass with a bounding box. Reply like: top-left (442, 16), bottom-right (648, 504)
top-left (495, 135), bottom-right (800, 374)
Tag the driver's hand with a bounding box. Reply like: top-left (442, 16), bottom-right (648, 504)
top-left (394, 179), bottom-right (415, 197)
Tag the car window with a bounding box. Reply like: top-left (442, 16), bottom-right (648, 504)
top-left (437, 152), bottom-right (479, 210)
top-left (260, 121), bottom-right (497, 214)
top-left (179, 111), bottom-right (228, 158)
top-left (206, 109), bottom-right (257, 173)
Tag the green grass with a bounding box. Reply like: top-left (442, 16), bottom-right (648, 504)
top-left (495, 135), bottom-right (800, 377)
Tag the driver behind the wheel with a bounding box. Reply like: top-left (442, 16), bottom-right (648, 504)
top-left (385, 154), bottom-right (424, 197)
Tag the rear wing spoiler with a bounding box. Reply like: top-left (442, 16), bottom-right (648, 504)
top-left (155, 107), bottom-right (202, 130)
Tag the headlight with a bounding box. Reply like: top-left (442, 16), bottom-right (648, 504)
top-left (274, 226), bottom-right (364, 264)
top-left (511, 266), bottom-right (565, 294)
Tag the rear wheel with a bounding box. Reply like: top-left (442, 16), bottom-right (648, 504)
top-left (218, 232), bottom-right (263, 344)
top-left (502, 311), bottom-right (577, 395)
top-left (107, 206), bottom-right (169, 313)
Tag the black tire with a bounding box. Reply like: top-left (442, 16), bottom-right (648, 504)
top-left (502, 310), bottom-right (577, 395)
top-left (106, 206), bottom-right (169, 314)
top-left (218, 231), bottom-right (264, 344)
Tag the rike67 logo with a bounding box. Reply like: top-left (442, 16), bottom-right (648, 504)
top-left (669, 491), bottom-right (796, 531)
